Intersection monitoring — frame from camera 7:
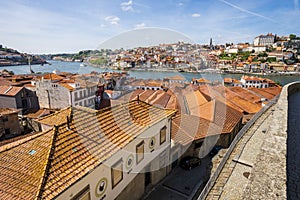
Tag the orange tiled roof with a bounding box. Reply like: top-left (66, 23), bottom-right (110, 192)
top-left (227, 95), bottom-right (261, 114)
top-left (185, 90), bottom-right (208, 115)
top-left (138, 90), bottom-right (156, 101)
top-left (198, 85), bottom-right (222, 101)
top-left (260, 87), bottom-right (282, 96)
top-left (229, 87), bottom-right (261, 103)
top-left (196, 78), bottom-right (211, 84)
top-left (214, 96), bottom-right (244, 113)
top-left (147, 90), bottom-right (165, 104)
top-left (41, 73), bottom-right (65, 80)
top-left (0, 108), bottom-right (19, 115)
top-left (172, 114), bottom-right (221, 145)
top-left (0, 85), bottom-right (23, 96)
top-left (129, 89), bottom-right (145, 100)
top-left (59, 83), bottom-right (75, 91)
top-left (224, 78), bottom-right (233, 83)
top-left (152, 93), bottom-right (171, 108)
top-left (24, 108), bottom-right (52, 119)
top-left (166, 95), bottom-right (177, 110)
top-left (37, 107), bottom-right (72, 126)
top-left (198, 99), bottom-right (243, 134)
top-left (0, 100), bottom-right (176, 200)
top-left (248, 88), bottom-right (276, 100)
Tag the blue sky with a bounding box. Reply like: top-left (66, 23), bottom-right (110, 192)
top-left (0, 0), bottom-right (299, 53)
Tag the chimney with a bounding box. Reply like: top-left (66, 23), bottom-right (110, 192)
top-left (67, 116), bottom-right (71, 130)
top-left (137, 95), bottom-right (140, 104)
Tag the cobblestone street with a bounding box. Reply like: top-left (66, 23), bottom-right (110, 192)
top-left (287, 92), bottom-right (300, 199)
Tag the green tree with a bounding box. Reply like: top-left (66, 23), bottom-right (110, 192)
top-left (290, 34), bottom-right (297, 40)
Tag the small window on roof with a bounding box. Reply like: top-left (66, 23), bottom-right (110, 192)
top-left (29, 150), bottom-right (36, 155)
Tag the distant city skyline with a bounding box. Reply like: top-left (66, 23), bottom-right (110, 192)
top-left (0, 0), bottom-right (299, 54)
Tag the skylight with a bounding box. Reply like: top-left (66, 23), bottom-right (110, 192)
top-left (29, 149), bottom-right (36, 155)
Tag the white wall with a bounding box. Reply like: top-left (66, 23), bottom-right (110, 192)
top-left (57, 118), bottom-right (172, 200)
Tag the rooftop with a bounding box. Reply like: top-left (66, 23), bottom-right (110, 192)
top-left (0, 85), bottom-right (23, 96)
top-left (0, 100), bottom-right (176, 199)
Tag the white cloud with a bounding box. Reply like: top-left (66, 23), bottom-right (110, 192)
top-left (192, 13), bottom-right (201, 17)
top-left (105, 16), bottom-right (120, 25)
top-left (121, 0), bottom-right (134, 12)
top-left (134, 22), bottom-right (146, 29)
top-left (177, 2), bottom-right (184, 7)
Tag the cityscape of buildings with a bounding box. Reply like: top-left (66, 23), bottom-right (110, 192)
top-left (0, 52), bottom-right (282, 199)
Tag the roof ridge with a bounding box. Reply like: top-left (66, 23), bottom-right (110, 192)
top-left (38, 106), bottom-right (71, 121)
top-left (0, 130), bottom-right (52, 153)
top-left (172, 120), bottom-right (194, 141)
top-left (36, 126), bottom-right (59, 200)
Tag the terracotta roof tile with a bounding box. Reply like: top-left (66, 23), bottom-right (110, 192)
top-left (0, 86), bottom-right (23, 96)
top-left (198, 85), bottom-right (222, 101)
top-left (227, 96), bottom-right (261, 114)
top-left (0, 100), bottom-right (176, 200)
top-left (198, 99), bottom-right (243, 134)
top-left (229, 87), bottom-right (261, 103)
top-left (0, 108), bottom-right (19, 115)
top-left (171, 114), bottom-right (221, 145)
top-left (59, 83), bottom-right (74, 91)
top-left (0, 130), bottom-right (54, 200)
top-left (138, 90), bottom-right (156, 101)
top-left (260, 87), bottom-right (282, 96)
top-left (152, 93), bottom-right (171, 108)
top-left (41, 74), bottom-right (65, 81)
top-left (37, 107), bottom-right (72, 126)
top-left (165, 95), bottom-right (177, 110)
top-left (248, 87), bottom-right (276, 100)
top-left (24, 109), bottom-right (52, 119)
top-left (185, 90), bottom-right (208, 115)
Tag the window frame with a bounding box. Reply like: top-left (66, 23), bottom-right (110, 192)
top-left (71, 185), bottom-right (91, 200)
top-left (160, 126), bottom-right (167, 145)
top-left (136, 141), bottom-right (144, 164)
top-left (111, 159), bottom-right (123, 189)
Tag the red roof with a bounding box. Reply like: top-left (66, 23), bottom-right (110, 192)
top-left (0, 86), bottom-right (23, 96)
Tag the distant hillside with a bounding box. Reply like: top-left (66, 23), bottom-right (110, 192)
top-left (0, 44), bottom-right (47, 66)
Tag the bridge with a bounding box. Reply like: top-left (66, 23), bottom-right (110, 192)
top-left (195, 81), bottom-right (300, 200)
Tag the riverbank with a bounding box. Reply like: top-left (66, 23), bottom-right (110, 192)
top-left (1, 60), bottom-right (299, 86)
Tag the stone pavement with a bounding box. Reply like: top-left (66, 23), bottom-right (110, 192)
top-left (204, 84), bottom-right (295, 200)
top-left (205, 95), bottom-right (289, 200)
top-left (287, 92), bottom-right (300, 199)
top-left (143, 156), bottom-right (212, 200)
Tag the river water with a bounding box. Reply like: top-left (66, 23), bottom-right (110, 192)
top-left (2, 60), bottom-right (300, 85)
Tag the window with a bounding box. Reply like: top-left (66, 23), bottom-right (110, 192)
top-left (136, 141), bottom-right (144, 164)
top-left (149, 137), bottom-right (156, 150)
top-left (2, 116), bottom-right (8, 122)
top-left (5, 129), bottom-right (10, 135)
top-left (95, 178), bottom-right (107, 198)
top-left (160, 126), bottom-right (167, 145)
top-left (22, 99), bottom-right (28, 108)
top-left (111, 159), bottom-right (123, 189)
top-left (71, 185), bottom-right (91, 200)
